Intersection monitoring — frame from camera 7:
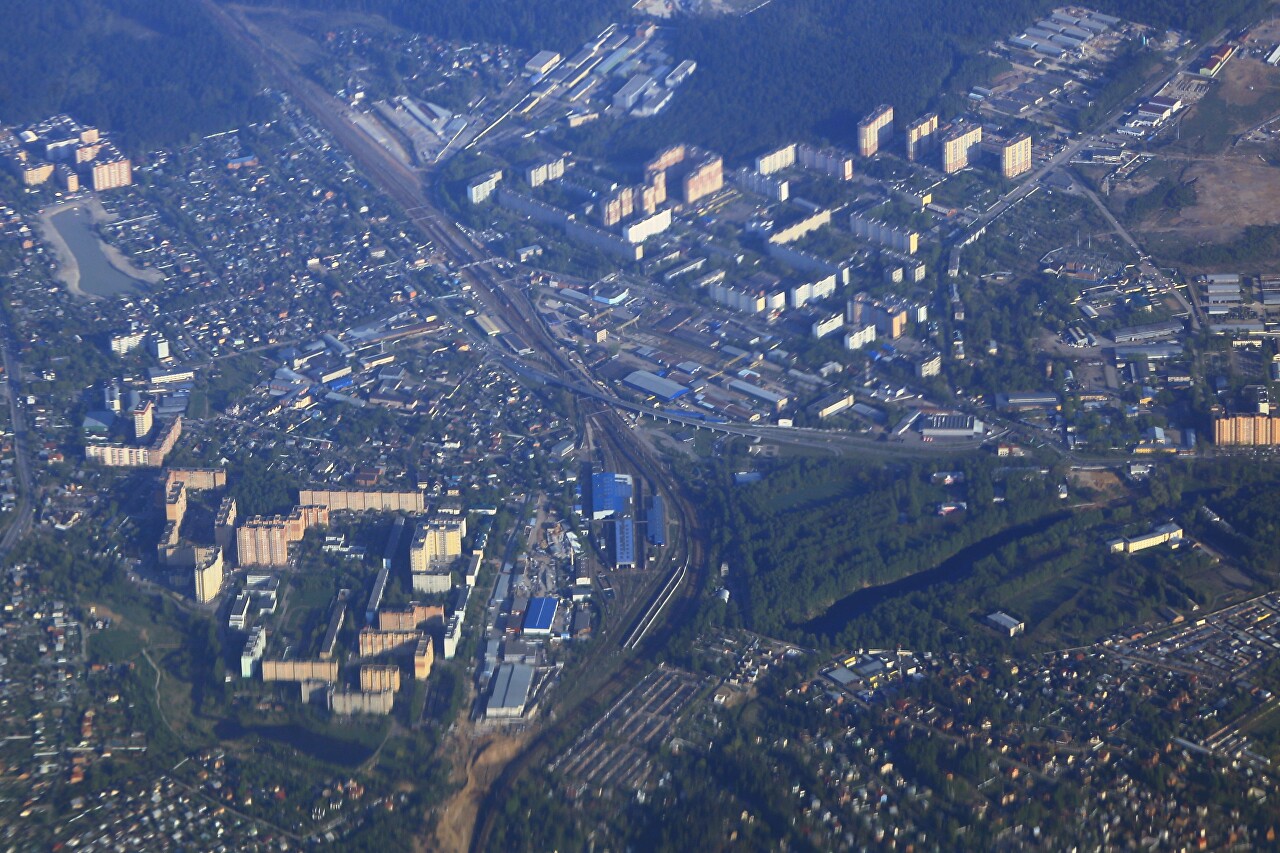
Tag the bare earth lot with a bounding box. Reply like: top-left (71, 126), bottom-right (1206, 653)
top-left (1112, 51), bottom-right (1280, 255)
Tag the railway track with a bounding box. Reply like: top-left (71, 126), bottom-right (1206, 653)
top-left (204, 8), bottom-right (710, 849)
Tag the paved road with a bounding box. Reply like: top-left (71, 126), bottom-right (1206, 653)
top-left (970, 30), bottom-right (1228, 241)
top-left (1074, 182), bottom-right (1199, 328)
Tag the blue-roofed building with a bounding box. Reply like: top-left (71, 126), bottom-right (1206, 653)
top-left (591, 472), bottom-right (616, 519)
top-left (590, 471), bottom-right (634, 519)
top-left (614, 518), bottom-right (636, 568)
top-left (647, 495), bottom-right (666, 546)
top-left (523, 597), bottom-right (558, 636)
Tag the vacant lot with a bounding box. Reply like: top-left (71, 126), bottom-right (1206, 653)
top-left (1109, 55), bottom-right (1280, 259)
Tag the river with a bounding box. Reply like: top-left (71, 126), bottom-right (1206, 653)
top-left (49, 206), bottom-right (142, 297)
top-left (800, 512), bottom-right (1072, 636)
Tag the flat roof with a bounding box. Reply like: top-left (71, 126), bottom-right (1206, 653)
top-left (615, 518), bottom-right (636, 567)
top-left (647, 495), bottom-right (666, 546)
top-left (523, 597), bottom-right (558, 633)
top-left (489, 662), bottom-right (535, 711)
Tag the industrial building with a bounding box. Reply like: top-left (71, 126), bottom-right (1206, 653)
top-left (919, 413), bottom-right (984, 438)
top-left (810, 392), bottom-right (854, 420)
top-left (996, 392), bottom-right (1061, 412)
top-left (986, 611), bottom-right (1025, 637)
top-left (486, 662), bottom-right (535, 719)
top-left (524, 50), bottom-right (562, 75)
top-left (857, 105), bottom-right (894, 157)
top-left (623, 370), bottom-right (688, 402)
top-left (727, 379), bottom-right (788, 412)
top-left (647, 495), bottom-right (666, 546)
top-left (523, 597), bottom-right (559, 636)
top-left (614, 75), bottom-right (656, 111)
top-left (590, 472), bottom-right (633, 519)
top-left (614, 518), bottom-right (636, 568)
top-left (1112, 320), bottom-right (1183, 343)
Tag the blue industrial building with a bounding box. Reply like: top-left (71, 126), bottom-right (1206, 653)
top-left (647, 495), bottom-right (666, 546)
top-left (614, 518), bottom-right (636, 568)
top-left (590, 471), bottom-right (633, 519)
top-left (523, 597), bottom-right (558, 636)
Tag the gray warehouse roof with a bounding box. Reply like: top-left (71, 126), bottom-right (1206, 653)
top-left (488, 663), bottom-right (535, 714)
top-left (624, 370), bottom-right (688, 401)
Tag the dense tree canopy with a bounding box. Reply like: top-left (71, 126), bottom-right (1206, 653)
top-left (0, 0), bottom-right (268, 149)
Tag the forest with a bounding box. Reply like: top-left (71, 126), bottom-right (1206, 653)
top-left (4, 0), bottom-right (1262, 157)
top-left (565, 0), bottom-right (1265, 163)
top-left (703, 453), bottom-right (1280, 655)
top-left (239, 0), bottom-right (632, 51)
top-left (0, 0), bottom-right (269, 150)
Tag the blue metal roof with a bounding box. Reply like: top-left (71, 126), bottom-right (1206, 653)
top-left (591, 472), bottom-right (632, 518)
top-left (523, 597), bottom-right (557, 633)
top-left (647, 495), bottom-right (666, 546)
top-left (591, 472), bottom-right (616, 517)
top-left (615, 518), bottom-right (636, 567)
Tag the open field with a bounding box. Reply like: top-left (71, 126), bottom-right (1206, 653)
top-left (1110, 53), bottom-right (1280, 259)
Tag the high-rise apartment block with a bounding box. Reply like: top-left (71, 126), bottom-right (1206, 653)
top-left (681, 155), bottom-right (723, 205)
top-left (905, 113), bottom-right (939, 161)
top-left (85, 416), bottom-right (181, 467)
top-left (1000, 133), bottom-right (1033, 178)
top-left (754, 143), bottom-right (797, 175)
top-left (643, 144), bottom-right (723, 207)
top-left (1214, 415), bottom-right (1280, 446)
top-left (857, 105), bottom-right (894, 157)
top-left (410, 516), bottom-right (467, 573)
top-left (466, 170), bottom-right (503, 203)
top-left (236, 505), bottom-right (329, 568)
top-left (797, 144), bottom-right (854, 181)
top-left (89, 152), bottom-right (132, 190)
top-left (133, 400), bottom-right (154, 441)
top-left (193, 551), bottom-right (224, 604)
top-left (599, 186), bottom-right (635, 226)
top-left (942, 124), bottom-right (983, 174)
top-left (524, 157), bottom-right (565, 188)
